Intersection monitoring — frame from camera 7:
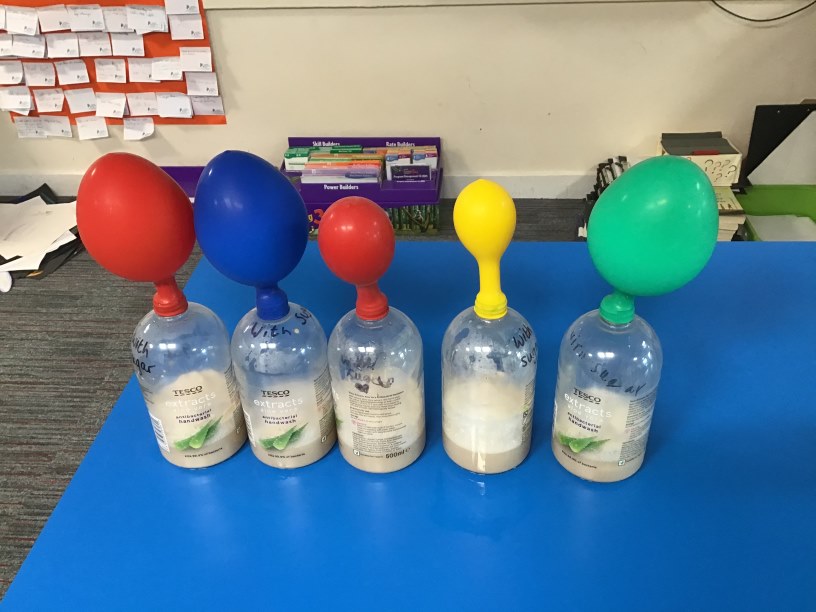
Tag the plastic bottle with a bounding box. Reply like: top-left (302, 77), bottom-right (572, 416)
top-left (194, 151), bottom-right (336, 468)
top-left (442, 180), bottom-right (537, 474)
top-left (229, 304), bottom-right (335, 468)
top-left (318, 196), bottom-right (426, 473)
top-left (551, 297), bottom-right (662, 481)
top-left (551, 156), bottom-right (718, 482)
top-left (77, 153), bottom-right (246, 468)
top-left (132, 304), bottom-right (246, 468)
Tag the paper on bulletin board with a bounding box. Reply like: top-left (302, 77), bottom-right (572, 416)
top-left (6, 0), bottom-right (224, 127)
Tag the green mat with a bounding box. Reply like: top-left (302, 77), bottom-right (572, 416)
top-left (736, 186), bottom-right (816, 241)
top-left (737, 185), bottom-right (816, 219)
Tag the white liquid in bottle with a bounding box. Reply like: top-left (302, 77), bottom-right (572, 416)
top-left (442, 308), bottom-right (536, 474)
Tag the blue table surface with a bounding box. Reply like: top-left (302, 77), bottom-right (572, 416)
top-left (5, 242), bottom-right (816, 610)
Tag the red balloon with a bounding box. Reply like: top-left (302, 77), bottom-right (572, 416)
top-left (77, 153), bottom-right (194, 316)
top-left (318, 197), bottom-right (395, 320)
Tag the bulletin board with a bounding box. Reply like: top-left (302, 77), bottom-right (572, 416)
top-left (2, 0), bottom-right (225, 130)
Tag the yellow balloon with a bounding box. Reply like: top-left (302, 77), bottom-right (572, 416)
top-left (453, 179), bottom-right (516, 319)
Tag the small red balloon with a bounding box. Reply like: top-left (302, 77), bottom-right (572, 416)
top-left (318, 197), bottom-right (395, 320)
top-left (77, 153), bottom-right (194, 316)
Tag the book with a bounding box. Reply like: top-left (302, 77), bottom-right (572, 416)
top-left (714, 187), bottom-right (746, 241)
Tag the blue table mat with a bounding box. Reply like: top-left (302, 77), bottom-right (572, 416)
top-left (5, 241), bottom-right (816, 610)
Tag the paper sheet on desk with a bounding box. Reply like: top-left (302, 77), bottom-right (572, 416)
top-left (747, 215), bottom-right (816, 242)
top-left (0, 199), bottom-right (77, 260)
top-left (0, 230), bottom-right (76, 273)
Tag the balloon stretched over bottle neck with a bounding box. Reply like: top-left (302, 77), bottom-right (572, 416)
top-left (153, 277), bottom-right (188, 317)
top-left (75, 153), bottom-right (196, 319)
top-left (453, 179), bottom-right (516, 320)
top-left (587, 156), bottom-right (720, 325)
top-left (599, 290), bottom-right (634, 326)
top-left (256, 284), bottom-right (289, 320)
top-left (192, 150), bottom-right (310, 322)
top-left (317, 196), bottom-right (395, 322)
top-left (355, 282), bottom-right (389, 321)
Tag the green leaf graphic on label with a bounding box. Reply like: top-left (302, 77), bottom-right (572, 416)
top-left (203, 417), bottom-right (221, 442)
top-left (583, 439), bottom-right (608, 452)
top-left (557, 432), bottom-right (609, 454)
top-left (174, 418), bottom-right (221, 451)
top-left (260, 423), bottom-right (307, 451)
top-left (288, 423), bottom-right (307, 446)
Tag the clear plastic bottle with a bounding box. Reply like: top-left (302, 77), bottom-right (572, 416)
top-left (232, 302), bottom-right (336, 468)
top-left (441, 179), bottom-right (537, 474)
top-left (318, 196), bottom-right (426, 473)
top-left (192, 149), bottom-right (339, 469)
top-left (328, 307), bottom-right (426, 473)
top-left (550, 155), bottom-right (716, 482)
top-left (442, 307), bottom-right (537, 474)
top-left (132, 302), bottom-right (247, 469)
top-left (76, 152), bottom-right (249, 470)
top-left (551, 300), bottom-right (663, 483)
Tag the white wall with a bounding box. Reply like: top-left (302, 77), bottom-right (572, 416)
top-left (1, 1), bottom-right (814, 195)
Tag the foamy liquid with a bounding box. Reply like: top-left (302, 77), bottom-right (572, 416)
top-left (442, 378), bottom-right (532, 474)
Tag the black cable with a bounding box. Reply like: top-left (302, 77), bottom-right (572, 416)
top-left (711, 0), bottom-right (816, 22)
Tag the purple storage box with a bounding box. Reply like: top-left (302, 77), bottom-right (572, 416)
top-left (163, 166), bottom-right (204, 197)
top-left (163, 136), bottom-right (443, 234)
top-left (283, 136), bottom-right (442, 202)
top-left (283, 136), bottom-right (442, 232)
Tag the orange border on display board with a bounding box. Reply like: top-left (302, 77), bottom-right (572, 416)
top-left (5, 0), bottom-right (226, 125)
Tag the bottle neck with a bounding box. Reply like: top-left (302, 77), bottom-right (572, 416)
top-left (474, 258), bottom-right (507, 320)
top-left (153, 277), bottom-right (188, 317)
top-left (599, 290), bottom-right (635, 325)
top-left (355, 282), bottom-right (389, 321)
top-left (256, 285), bottom-right (289, 320)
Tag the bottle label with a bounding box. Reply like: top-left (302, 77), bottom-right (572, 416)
top-left (334, 370), bottom-right (425, 461)
top-left (241, 366), bottom-right (335, 460)
top-left (552, 381), bottom-right (657, 475)
top-left (138, 365), bottom-right (244, 462)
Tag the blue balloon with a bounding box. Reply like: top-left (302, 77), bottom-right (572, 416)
top-left (194, 150), bottom-right (309, 320)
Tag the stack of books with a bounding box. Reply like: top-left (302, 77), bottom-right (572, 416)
top-left (300, 152), bottom-right (384, 184)
top-left (284, 144), bottom-right (439, 185)
top-left (715, 187), bottom-right (746, 241)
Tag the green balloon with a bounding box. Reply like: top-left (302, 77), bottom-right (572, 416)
top-left (588, 156), bottom-right (718, 298)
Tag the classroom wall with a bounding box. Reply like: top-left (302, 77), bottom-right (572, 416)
top-left (1, 1), bottom-right (814, 195)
